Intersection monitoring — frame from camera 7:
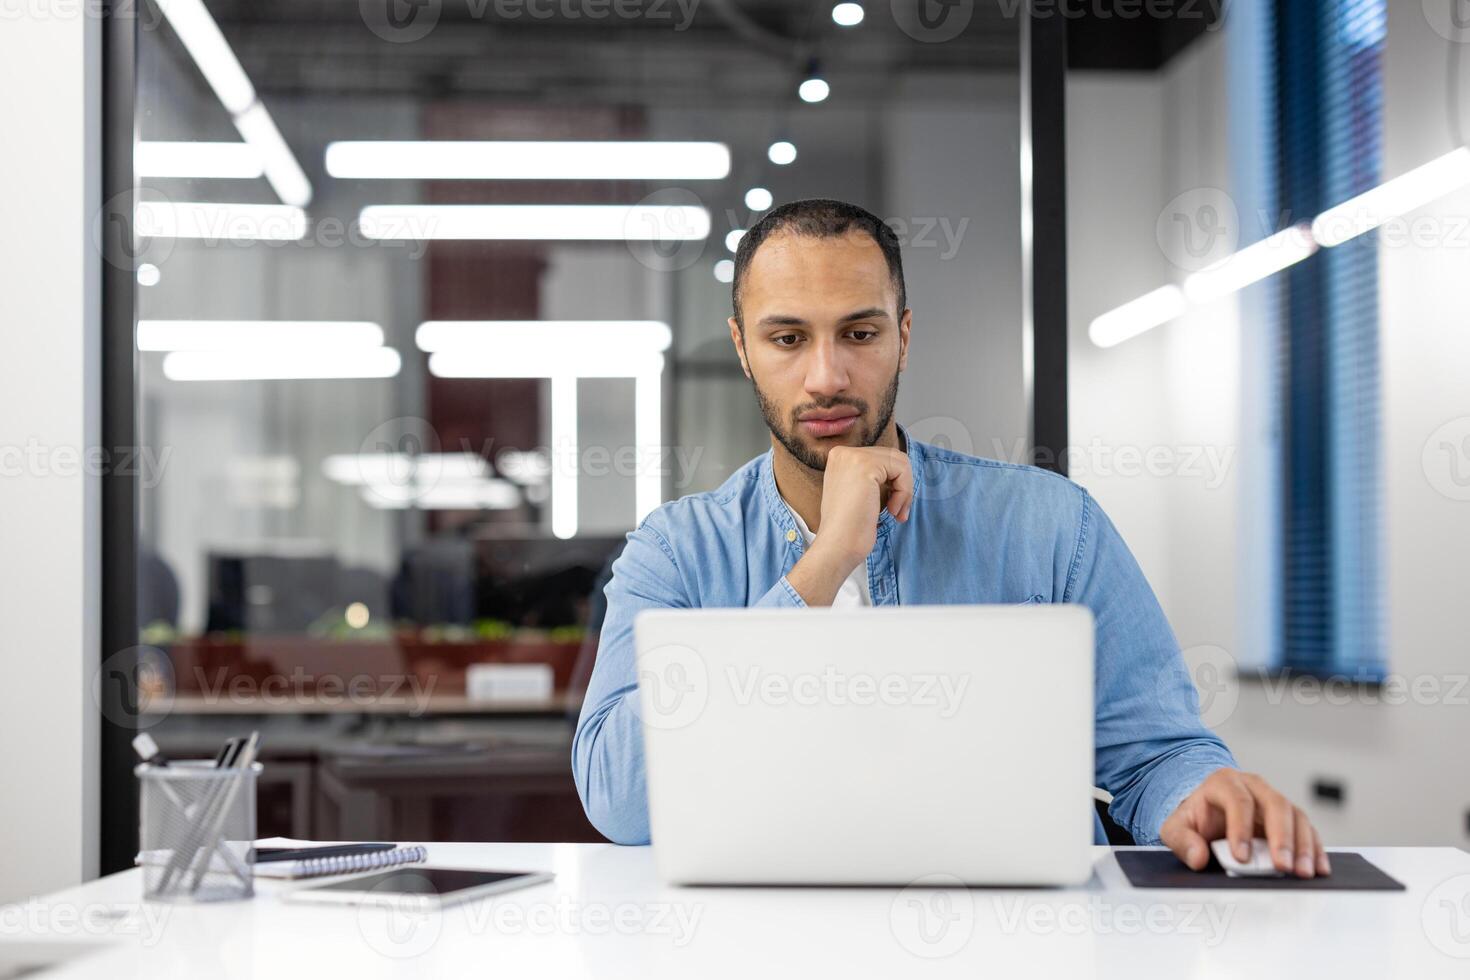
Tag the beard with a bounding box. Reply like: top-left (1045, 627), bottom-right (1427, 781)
top-left (753, 367), bottom-right (901, 472)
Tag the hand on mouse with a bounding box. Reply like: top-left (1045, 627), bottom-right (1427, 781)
top-left (1159, 767), bottom-right (1331, 878)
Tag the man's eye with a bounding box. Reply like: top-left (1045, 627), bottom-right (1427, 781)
top-left (773, 334), bottom-right (801, 347)
top-left (848, 330), bottom-right (876, 341)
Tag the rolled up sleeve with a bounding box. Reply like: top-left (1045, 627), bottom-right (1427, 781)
top-left (571, 516), bottom-right (802, 844)
top-left (1066, 491), bottom-right (1238, 845)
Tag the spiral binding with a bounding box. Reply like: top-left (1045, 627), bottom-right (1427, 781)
top-left (290, 846), bottom-right (427, 878)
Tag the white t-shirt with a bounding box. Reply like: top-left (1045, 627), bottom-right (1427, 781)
top-left (785, 502), bottom-right (872, 607)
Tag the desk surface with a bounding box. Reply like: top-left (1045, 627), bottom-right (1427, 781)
top-left (5, 844), bottom-right (1470, 978)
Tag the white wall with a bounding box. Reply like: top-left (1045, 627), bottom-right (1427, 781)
top-left (1070, 6), bottom-right (1470, 846)
top-left (0, 9), bottom-right (101, 899)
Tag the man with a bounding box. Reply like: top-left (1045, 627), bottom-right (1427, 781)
top-left (572, 198), bottom-right (1330, 878)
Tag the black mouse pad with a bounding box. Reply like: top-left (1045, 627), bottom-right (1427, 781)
top-left (1114, 850), bottom-right (1404, 890)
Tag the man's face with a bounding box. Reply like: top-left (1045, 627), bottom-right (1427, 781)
top-left (728, 228), bottom-right (910, 471)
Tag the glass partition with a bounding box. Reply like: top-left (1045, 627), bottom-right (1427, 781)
top-left (131, 0), bottom-right (1025, 841)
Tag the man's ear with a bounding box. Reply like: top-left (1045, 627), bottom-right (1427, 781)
top-left (728, 316), bottom-right (752, 380)
top-left (897, 308), bottom-right (912, 373)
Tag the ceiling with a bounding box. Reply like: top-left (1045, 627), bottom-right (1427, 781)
top-left (186, 0), bottom-right (1219, 107)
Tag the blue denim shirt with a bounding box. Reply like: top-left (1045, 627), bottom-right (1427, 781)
top-left (573, 426), bottom-right (1236, 846)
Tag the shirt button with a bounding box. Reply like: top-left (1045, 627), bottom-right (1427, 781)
top-left (785, 529), bottom-right (797, 542)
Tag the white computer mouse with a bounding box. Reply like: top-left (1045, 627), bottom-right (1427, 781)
top-left (1211, 837), bottom-right (1286, 877)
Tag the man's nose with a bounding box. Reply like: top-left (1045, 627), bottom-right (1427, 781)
top-left (804, 338), bottom-right (850, 397)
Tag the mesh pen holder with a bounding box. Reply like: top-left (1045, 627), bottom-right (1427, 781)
top-left (137, 761), bottom-right (260, 902)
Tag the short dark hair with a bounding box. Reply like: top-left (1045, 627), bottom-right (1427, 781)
top-left (731, 198), bottom-right (906, 329)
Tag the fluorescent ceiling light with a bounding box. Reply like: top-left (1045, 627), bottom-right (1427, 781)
top-left (713, 259), bottom-right (734, 283)
top-left (232, 104), bottom-right (313, 207)
top-left (155, 0), bottom-right (255, 114)
top-left (137, 263), bottom-right (162, 287)
top-left (135, 141), bottom-right (264, 179)
top-left (138, 320), bottom-right (384, 352)
top-left (323, 452), bottom-right (489, 486)
top-left (154, 0), bottom-right (311, 206)
top-left (325, 141), bottom-right (730, 181)
top-left (832, 2), bottom-right (864, 26)
top-left (415, 320), bottom-right (671, 537)
top-left (416, 319), bottom-right (672, 354)
top-left (745, 187), bottom-right (773, 211)
top-left (162, 347), bottom-right (401, 381)
top-left (135, 201), bottom-right (307, 241)
top-left (725, 229), bottom-right (745, 252)
top-left (428, 350), bottom-right (664, 379)
top-left (362, 479), bottom-right (520, 511)
top-left (1088, 285), bottom-right (1186, 349)
top-left (1182, 225), bottom-right (1317, 304)
top-left (358, 204), bottom-right (710, 242)
top-left (1312, 146), bottom-right (1470, 247)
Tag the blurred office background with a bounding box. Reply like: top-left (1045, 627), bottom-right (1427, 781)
top-left (4, 0), bottom-right (1470, 901)
top-left (126, 0), bottom-right (1029, 845)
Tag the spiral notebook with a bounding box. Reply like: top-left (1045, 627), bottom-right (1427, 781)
top-left (253, 845), bottom-right (428, 880)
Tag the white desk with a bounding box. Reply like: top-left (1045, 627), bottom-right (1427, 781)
top-left (4, 844), bottom-right (1469, 978)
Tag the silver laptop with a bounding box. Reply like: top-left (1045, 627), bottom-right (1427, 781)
top-left (634, 604), bottom-right (1095, 886)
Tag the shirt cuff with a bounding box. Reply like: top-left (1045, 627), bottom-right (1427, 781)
top-left (1127, 751), bottom-right (1237, 845)
top-left (752, 575), bottom-right (808, 608)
